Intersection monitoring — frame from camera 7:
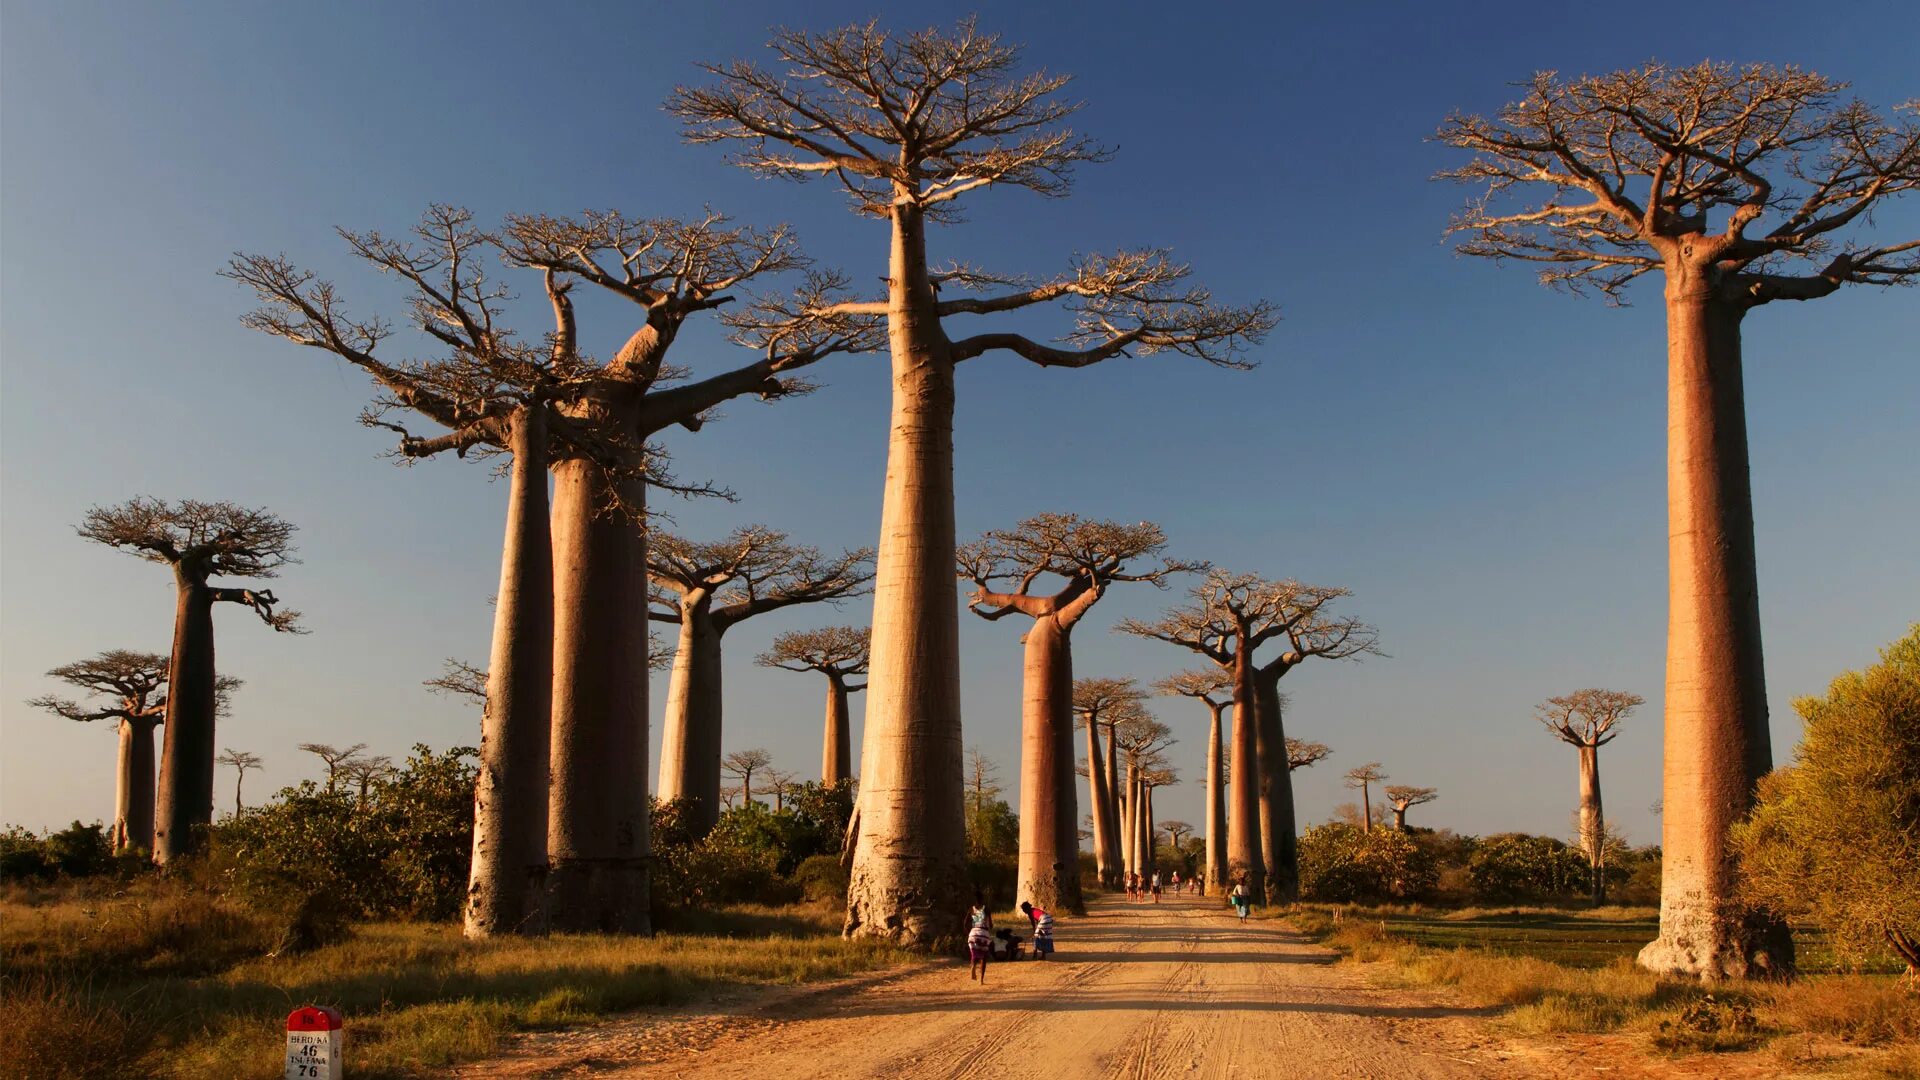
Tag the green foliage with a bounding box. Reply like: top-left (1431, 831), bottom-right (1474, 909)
top-left (1466, 832), bottom-right (1591, 901)
top-left (650, 782), bottom-right (854, 913)
top-left (792, 853), bottom-right (848, 902)
top-left (1732, 625), bottom-right (1920, 972)
top-left (1297, 823), bottom-right (1438, 902)
top-left (965, 797), bottom-right (1018, 860)
top-left (0, 822), bottom-right (120, 882)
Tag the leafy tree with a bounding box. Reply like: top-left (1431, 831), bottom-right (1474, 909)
top-left (1732, 627), bottom-right (1920, 974)
top-left (1297, 823), bottom-right (1436, 903)
top-left (1467, 833), bottom-right (1591, 901)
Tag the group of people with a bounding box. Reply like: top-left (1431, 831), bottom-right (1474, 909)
top-left (1122, 869), bottom-right (1203, 901)
top-left (966, 893), bottom-right (1055, 983)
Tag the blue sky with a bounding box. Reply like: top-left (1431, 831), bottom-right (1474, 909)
top-left (3, 2), bottom-right (1915, 845)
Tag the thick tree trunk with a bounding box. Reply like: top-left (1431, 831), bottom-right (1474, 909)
top-left (1253, 673), bottom-right (1299, 902)
top-left (1121, 762), bottom-right (1139, 875)
top-left (1638, 286), bottom-right (1792, 980)
top-left (844, 204), bottom-right (968, 947)
top-left (1578, 743), bottom-right (1606, 906)
top-left (1205, 702), bottom-right (1228, 895)
top-left (1143, 784), bottom-right (1156, 870)
top-left (1102, 724), bottom-right (1122, 874)
top-left (548, 461), bottom-right (652, 934)
top-left (155, 578), bottom-right (216, 864)
top-left (114, 717), bottom-right (157, 854)
top-left (1227, 644), bottom-right (1264, 895)
top-left (822, 675), bottom-right (853, 785)
top-left (1391, 806), bottom-right (1407, 830)
top-left (657, 605), bottom-right (725, 834)
top-left (1084, 718), bottom-right (1115, 888)
top-left (1015, 616), bottom-right (1083, 913)
top-left (465, 408), bottom-right (553, 939)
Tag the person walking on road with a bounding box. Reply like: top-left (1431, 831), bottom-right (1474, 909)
top-left (1150, 870), bottom-right (1162, 903)
top-left (1230, 876), bottom-right (1252, 921)
top-left (967, 891), bottom-right (994, 983)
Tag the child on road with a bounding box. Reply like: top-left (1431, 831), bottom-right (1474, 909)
top-left (1230, 877), bottom-right (1252, 920)
top-left (967, 891), bottom-right (994, 983)
top-left (1021, 900), bottom-right (1055, 960)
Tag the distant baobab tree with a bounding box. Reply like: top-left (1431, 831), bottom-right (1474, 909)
top-left (1538, 689), bottom-right (1644, 904)
top-left (1384, 785), bottom-right (1437, 830)
top-left (1154, 669), bottom-right (1232, 893)
top-left (1440, 61), bottom-right (1919, 979)
top-left (342, 755), bottom-right (393, 803)
top-left (1072, 677), bottom-right (1150, 887)
top-left (961, 514), bottom-right (1198, 913)
top-left (650, 527), bottom-right (873, 834)
top-left (1123, 571), bottom-right (1380, 900)
top-left (216, 749), bottom-right (263, 813)
top-left (1114, 716), bottom-right (1175, 880)
top-left (300, 743), bottom-right (369, 793)
top-left (1344, 763), bottom-right (1386, 831)
top-left (30, 651), bottom-right (236, 853)
top-left (79, 499), bottom-right (299, 864)
top-left (233, 208), bottom-right (877, 937)
top-left (757, 626), bottom-right (871, 786)
top-left (763, 769), bottom-right (797, 812)
top-left (1161, 821), bottom-right (1194, 850)
top-left (721, 748), bottom-right (774, 808)
top-left (1286, 738), bottom-right (1331, 772)
top-left (674, 20), bottom-right (1276, 946)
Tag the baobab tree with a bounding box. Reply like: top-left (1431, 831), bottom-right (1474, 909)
top-left (1538, 689), bottom-right (1644, 904)
top-left (674, 20), bottom-right (1276, 945)
top-left (1439, 62), bottom-right (1919, 979)
top-left (1345, 764), bottom-right (1386, 831)
top-left (1123, 572), bottom-right (1380, 900)
top-left (1072, 677), bottom-right (1149, 887)
top-left (763, 769), bottom-right (797, 812)
top-left (29, 651), bottom-right (235, 854)
top-left (651, 527), bottom-right (873, 834)
top-left (79, 499), bottom-right (300, 864)
top-left (757, 626), bottom-right (870, 786)
top-left (1162, 821), bottom-right (1194, 850)
top-left (342, 755), bottom-right (393, 804)
top-left (1138, 765), bottom-right (1177, 873)
top-left (1384, 786), bottom-right (1438, 830)
top-left (1114, 716), bottom-right (1174, 879)
top-left (300, 743), bottom-right (369, 793)
top-left (216, 749), bottom-right (263, 814)
top-left (961, 514), bottom-right (1198, 913)
top-left (721, 748), bottom-right (774, 808)
top-left (1287, 738), bottom-right (1331, 772)
top-left (1154, 669), bottom-right (1232, 893)
top-left (233, 208), bottom-right (877, 936)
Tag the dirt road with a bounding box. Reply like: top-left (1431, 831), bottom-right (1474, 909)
top-left (467, 892), bottom-right (1579, 1078)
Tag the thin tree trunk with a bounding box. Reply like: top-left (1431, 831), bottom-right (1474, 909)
top-left (1638, 287), bottom-right (1791, 979)
top-left (155, 578), bottom-right (216, 864)
top-left (1084, 717), bottom-right (1114, 888)
top-left (1227, 642), bottom-right (1264, 895)
top-left (1254, 672), bottom-right (1299, 902)
top-left (465, 407), bottom-right (553, 938)
top-left (844, 204), bottom-right (968, 947)
top-left (1578, 743), bottom-right (1606, 906)
top-left (1102, 723), bottom-right (1122, 877)
top-left (657, 606), bottom-right (724, 834)
top-left (1015, 616), bottom-right (1082, 913)
top-left (548, 461), bottom-right (652, 934)
top-left (822, 675), bottom-right (852, 785)
top-left (1361, 780), bottom-right (1373, 832)
top-left (1143, 784), bottom-right (1155, 871)
top-left (1205, 702), bottom-right (1228, 895)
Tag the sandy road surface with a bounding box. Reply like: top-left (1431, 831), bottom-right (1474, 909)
top-left (466, 893), bottom-right (1575, 1079)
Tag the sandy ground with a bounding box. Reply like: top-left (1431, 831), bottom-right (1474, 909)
top-left (462, 892), bottom-right (1581, 1079)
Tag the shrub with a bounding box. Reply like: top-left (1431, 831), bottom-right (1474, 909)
top-left (0, 822), bottom-right (117, 882)
top-left (792, 854), bottom-right (848, 902)
top-left (1466, 833), bottom-right (1590, 901)
top-left (1298, 823), bottom-right (1437, 902)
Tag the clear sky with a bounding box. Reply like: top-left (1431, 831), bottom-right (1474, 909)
top-left (3, 2), bottom-right (1915, 847)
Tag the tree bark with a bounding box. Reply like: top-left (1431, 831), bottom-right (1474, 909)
top-left (844, 204), bottom-right (969, 947)
top-left (657, 601), bottom-right (725, 835)
top-left (1102, 723), bottom-right (1122, 874)
top-left (155, 577), bottom-right (216, 864)
top-left (822, 674), bottom-right (853, 786)
top-left (1083, 716), bottom-right (1115, 888)
top-left (1360, 780), bottom-right (1373, 832)
top-left (1637, 283), bottom-right (1793, 980)
top-left (1391, 806), bottom-right (1407, 830)
top-left (1227, 642), bottom-right (1264, 895)
top-left (1205, 701), bottom-right (1228, 895)
top-left (548, 460), bottom-right (652, 934)
top-left (1253, 671), bottom-right (1299, 902)
top-left (465, 406), bottom-right (553, 939)
top-left (1121, 761), bottom-right (1139, 876)
top-left (1015, 616), bottom-right (1083, 913)
top-left (1578, 743), bottom-right (1606, 906)
top-left (114, 716), bottom-right (157, 855)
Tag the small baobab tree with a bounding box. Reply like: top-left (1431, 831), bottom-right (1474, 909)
top-left (79, 499), bottom-right (300, 864)
top-left (650, 527), bottom-right (873, 834)
top-left (216, 749), bottom-right (263, 814)
top-left (1154, 669), bottom-right (1233, 894)
top-left (757, 626), bottom-right (870, 786)
top-left (1344, 763), bottom-right (1387, 831)
top-left (1072, 677), bottom-right (1149, 887)
top-left (1538, 689), bottom-right (1644, 904)
top-left (763, 769), bottom-right (797, 812)
top-left (1439, 61), bottom-right (1919, 979)
top-left (1384, 785), bottom-right (1437, 831)
top-left (674, 20), bottom-right (1276, 945)
top-left (961, 514), bottom-right (1198, 913)
top-left (1286, 738), bottom-right (1331, 772)
top-left (1123, 571), bottom-right (1380, 900)
top-left (342, 755), bottom-right (393, 804)
top-left (721, 748), bottom-right (774, 808)
top-left (1162, 820), bottom-right (1194, 851)
top-left (300, 743), bottom-right (369, 794)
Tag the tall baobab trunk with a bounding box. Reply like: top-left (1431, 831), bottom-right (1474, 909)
top-left (114, 716), bottom-right (158, 854)
top-left (1360, 778), bottom-right (1374, 832)
top-left (548, 462), bottom-right (652, 934)
top-left (1253, 674), bottom-right (1299, 902)
top-left (1578, 743), bottom-right (1606, 905)
top-left (823, 674), bottom-right (854, 785)
top-left (1639, 284), bottom-right (1790, 978)
top-left (1121, 761), bottom-right (1139, 875)
top-left (1015, 618), bottom-right (1083, 913)
top-left (1204, 700), bottom-right (1228, 895)
top-left (657, 604), bottom-right (725, 834)
top-left (1102, 723), bottom-right (1122, 875)
top-left (466, 407), bottom-right (553, 938)
top-left (845, 205), bottom-right (968, 945)
top-left (1090, 718), bottom-right (1121, 887)
top-left (1142, 784), bottom-right (1156, 871)
top-left (1227, 646), bottom-right (1264, 895)
top-left (155, 575), bottom-right (217, 864)
top-left (1391, 805), bottom-right (1407, 830)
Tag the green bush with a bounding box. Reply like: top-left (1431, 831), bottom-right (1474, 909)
top-left (792, 853), bottom-right (849, 902)
top-left (1298, 823), bottom-right (1437, 902)
top-left (0, 822), bottom-right (118, 883)
top-left (1466, 833), bottom-right (1590, 901)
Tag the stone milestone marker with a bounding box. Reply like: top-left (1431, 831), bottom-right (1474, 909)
top-left (286, 1005), bottom-right (343, 1079)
